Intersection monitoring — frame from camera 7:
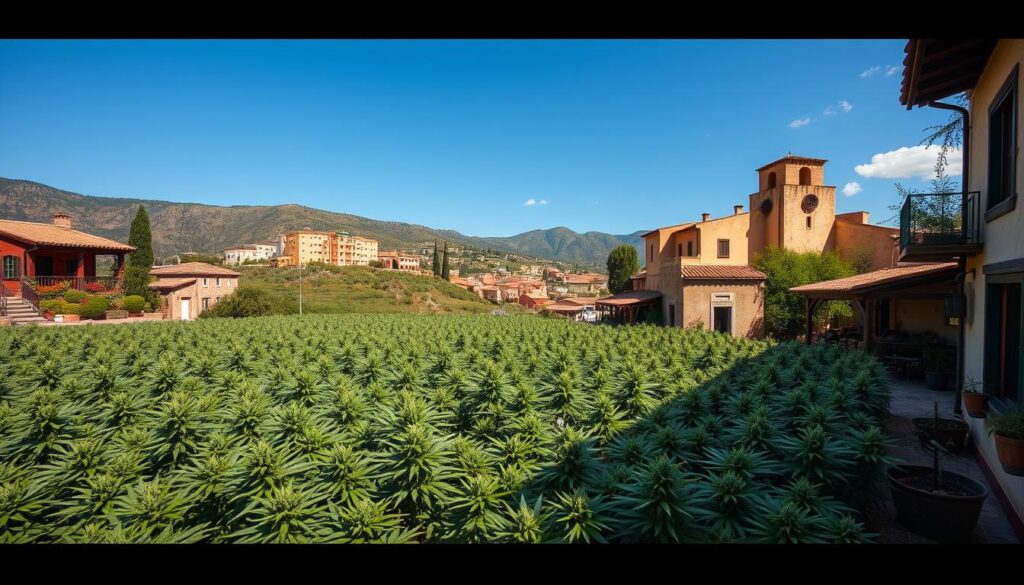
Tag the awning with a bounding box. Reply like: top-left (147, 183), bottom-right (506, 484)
top-left (596, 290), bottom-right (662, 307)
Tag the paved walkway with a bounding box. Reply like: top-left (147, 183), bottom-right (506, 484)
top-left (867, 379), bottom-right (1019, 543)
top-left (31, 316), bottom-right (166, 327)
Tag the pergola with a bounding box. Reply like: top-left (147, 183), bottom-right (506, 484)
top-left (595, 290), bottom-right (662, 325)
top-left (790, 263), bottom-right (960, 350)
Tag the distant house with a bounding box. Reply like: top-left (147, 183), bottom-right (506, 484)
top-left (1, 213), bottom-right (134, 302)
top-left (519, 293), bottom-right (552, 310)
top-left (149, 262), bottom-right (240, 321)
top-left (224, 244), bottom-right (276, 265)
top-left (479, 285), bottom-right (502, 302)
top-left (378, 250), bottom-right (419, 272)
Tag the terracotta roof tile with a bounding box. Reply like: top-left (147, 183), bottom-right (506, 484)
top-left (681, 265), bottom-right (767, 280)
top-left (0, 219), bottom-right (135, 251)
top-left (596, 290), bottom-right (662, 306)
top-left (149, 278), bottom-right (196, 289)
top-left (789, 262), bottom-right (957, 294)
top-left (150, 262), bottom-right (241, 277)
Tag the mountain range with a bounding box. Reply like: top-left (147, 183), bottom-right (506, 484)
top-left (0, 178), bottom-right (645, 266)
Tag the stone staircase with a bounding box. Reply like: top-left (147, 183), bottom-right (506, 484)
top-left (2, 298), bottom-right (47, 325)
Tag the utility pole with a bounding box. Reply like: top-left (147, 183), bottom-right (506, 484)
top-left (299, 263), bottom-right (303, 316)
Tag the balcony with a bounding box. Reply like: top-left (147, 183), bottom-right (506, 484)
top-left (899, 192), bottom-right (982, 262)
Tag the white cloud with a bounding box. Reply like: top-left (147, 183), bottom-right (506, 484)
top-left (842, 182), bottom-right (862, 197)
top-left (539, 199), bottom-right (548, 205)
top-left (860, 65), bottom-right (881, 79)
top-left (824, 100), bottom-right (853, 116)
top-left (789, 117), bottom-right (813, 129)
top-left (854, 146), bottom-right (963, 180)
top-left (523, 198), bottom-right (536, 206)
top-left (885, 65), bottom-right (899, 77)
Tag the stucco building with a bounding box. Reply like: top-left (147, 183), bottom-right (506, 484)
top-left (149, 262), bottom-right (241, 321)
top-left (223, 244), bottom-right (276, 265)
top-left (627, 156), bottom-right (899, 337)
top-left (281, 230), bottom-right (379, 267)
top-left (897, 39), bottom-right (1024, 527)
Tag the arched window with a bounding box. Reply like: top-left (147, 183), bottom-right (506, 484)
top-left (766, 171), bottom-right (777, 189)
top-left (799, 167), bottom-right (811, 186)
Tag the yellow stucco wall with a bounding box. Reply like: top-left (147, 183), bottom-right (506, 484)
top-left (959, 39), bottom-right (1024, 522)
top-left (834, 219), bottom-right (901, 271)
top-left (679, 280), bottom-right (764, 337)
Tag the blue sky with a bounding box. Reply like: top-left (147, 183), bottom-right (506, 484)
top-left (0, 40), bottom-right (957, 237)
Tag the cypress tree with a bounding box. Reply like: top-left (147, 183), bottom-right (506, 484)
top-left (441, 241), bottom-right (450, 280)
top-left (124, 205), bottom-right (156, 303)
top-left (432, 239), bottom-right (440, 277)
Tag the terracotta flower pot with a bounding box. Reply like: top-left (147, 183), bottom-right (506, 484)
top-left (994, 433), bottom-right (1024, 477)
top-left (962, 392), bottom-right (988, 418)
top-left (63, 314), bottom-right (80, 323)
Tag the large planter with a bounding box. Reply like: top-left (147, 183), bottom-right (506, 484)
top-left (888, 465), bottom-right (987, 543)
top-left (994, 434), bottom-right (1024, 476)
top-left (912, 417), bottom-right (969, 454)
top-left (105, 310), bottom-right (128, 320)
top-left (62, 314), bottom-right (81, 323)
top-left (925, 370), bottom-right (953, 391)
top-left (143, 312), bottom-right (164, 321)
top-left (962, 392), bottom-right (988, 418)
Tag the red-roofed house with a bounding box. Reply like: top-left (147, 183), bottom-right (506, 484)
top-left (1, 214), bottom-right (134, 303)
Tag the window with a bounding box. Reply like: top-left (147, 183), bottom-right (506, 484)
top-left (717, 239), bottom-right (730, 258)
top-left (668, 304), bottom-right (675, 327)
top-left (67, 258), bottom-right (79, 275)
top-left (806, 216), bottom-right (812, 229)
top-left (984, 279), bottom-right (1022, 403)
top-left (2, 255), bottom-right (19, 279)
top-left (766, 172), bottom-right (777, 189)
top-left (202, 278), bottom-right (209, 287)
top-left (678, 243), bottom-right (683, 257)
top-left (216, 278), bottom-right (221, 287)
top-left (987, 65), bottom-right (1018, 218)
top-left (687, 241), bottom-right (693, 256)
top-left (202, 298), bottom-right (209, 310)
top-left (799, 167), bottom-right (811, 185)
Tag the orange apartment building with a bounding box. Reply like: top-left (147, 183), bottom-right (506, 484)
top-left (627, 156), bottom-right (900, 336)
top-left (281, 230), bottom-right (379, 267)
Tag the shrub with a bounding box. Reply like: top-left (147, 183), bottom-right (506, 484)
top-left (39, 299), bottom-right (62, 313)
top-left (80, 296), bottom-right (109, 319)
top-left (123, 295), bottom-right (146, 312)
top-left (63, 289), bottom-right (86, 304)
top-left (35, 280), bottom-right (71, 299)
top-left (60, 303), bottom-right (82, 315)
top-left (200, 288), bottom-right (274, 319)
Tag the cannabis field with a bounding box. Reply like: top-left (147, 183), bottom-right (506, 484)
top-left (0, 315), bottom-right (893, 543)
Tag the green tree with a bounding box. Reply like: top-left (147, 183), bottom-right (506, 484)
top-left (753, 247), bottom-right (856, 340)
top-left (606, 245), bottom-right (640, 294)
top-left (124, 206), bottom-right (156, 304)
top-left (432, 239), bottom-right (440, 277)
top-left (200, 288), bottom-right (275, 318)
top-left (441, 242), bottom-right (450, 280)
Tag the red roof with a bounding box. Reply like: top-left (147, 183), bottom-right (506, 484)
top-left (150, 262), bottom-right (241, 277)
top-left (790, 262), bottom-right (957, 294)
top-left (681, 265), bottom-right (766, 280)
top-left (0, 219), bottom-right (135, 252)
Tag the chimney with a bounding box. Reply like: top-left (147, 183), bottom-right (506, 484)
top-left (53, 213), bottom-right (71, 229)
top-left (734, 205), bottom-right (744, 215)
top-left (701, 212), bottom-right (711, 222)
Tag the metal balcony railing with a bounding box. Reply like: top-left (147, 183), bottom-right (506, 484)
top-left (899, 191), bottom-right (981, 251)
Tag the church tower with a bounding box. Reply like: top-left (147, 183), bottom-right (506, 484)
top-left (748, 155), bottom-right (836, 257)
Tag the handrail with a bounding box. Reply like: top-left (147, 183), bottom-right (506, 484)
top-left (899, 191), bottom-right (981, 250)
top-left (20, 278), bottom-right (40, 312)
top-left (0, 282), bottom-right (7, 317)
top-left (29, 275), bottom-right (120, 293)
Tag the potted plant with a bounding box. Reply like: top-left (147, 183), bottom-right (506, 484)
top-left (920, 335), bottom-right (954, 391)
top-left (989, 404), bottom-right (1024, 476)
top-left (889, 402), bottom-right (988, 543)
top-left (123, 295), bottom-right (146, 317)
top-left (961, 377), bottom-right (988, 418)
top-left (61, 302), bottom-right (81, 323)
top-left (912, 416), bottom-right (970, 454)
